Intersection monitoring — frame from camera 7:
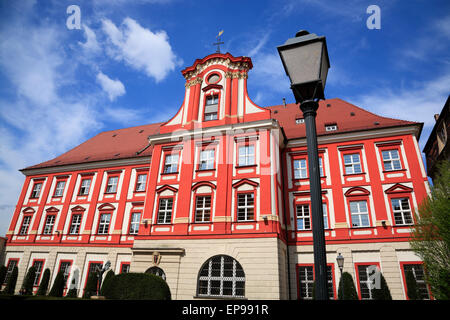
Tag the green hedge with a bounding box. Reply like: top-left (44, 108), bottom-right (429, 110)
top-left (102, 272), bottom-right (171, 300)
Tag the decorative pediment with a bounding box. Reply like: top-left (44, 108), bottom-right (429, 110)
top-left (344, 187), bottom-right (370, 197)
top-left (385, 183), bottom-right (413, 194)
top-left (45, 206), bottom-right (60, 213)
top-left (22, 207), bottom-right (36, 214)
top-left (156, 185), bottom-right (178, 194)
top-left (98, 203), bottom-right (116, 211)
top-left (232, 178), bottom-right (259, 189)
top-left (192, 181), bottom-right (216, 191)
top-left (71, 205), bottom-right (86, 212)
top-left (202, 83), bottom-right (222, 92)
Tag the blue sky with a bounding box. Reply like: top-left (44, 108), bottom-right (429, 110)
top-left (0, 0), bottom-right (449, 236)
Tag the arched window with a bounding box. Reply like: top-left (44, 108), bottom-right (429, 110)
top-left (146, 266), bottom-right (166, 281)
top-left (197, 255), bottom-right (245, 298)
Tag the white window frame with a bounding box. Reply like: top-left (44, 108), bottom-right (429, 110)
top-left (157, 198), bottom-right (173, 224)
top-left (135, 174), bottom-right (147, 192)
top-left (382, 149), bottom-right (402, 171)
top-left (236, 193), bottom-right (254, 222)
top-left (30, 182), bottom-right (42, 198)
top-left (69, 214), bottom-right (82, 234)
top-left (53, 181), bottom-right (66, 197)
top-left (391, 198), bottom-right (414, 225)
top-left (97, 213), bottom-right (111, 234)
top-left (106, 176), bottom-right (118, 193)
top-left (294, 159), bottom-right (308, 179)
top-left (195, 195), bottom-right (212, 223)
top-left (296, 204), bottom-right (311, 230)
top-left (79, 178), bottom-right (91, 195)
top-left (344, 153), bottom-right (362, 174)
top-left (43, 215), bottom-right (56, 234)
top-left (199, 149), bottom-right (215, 170)
top-left (349, 200), bottom-right (370, 228)
top-left (129, 212), bottom-right (141, 234)
top-left (238, 145), bottom-right (255, 167)
top-left (204, 95), bottom-right (219, 121)
top-left (163, 154), bottom-right (179, 174)
top-left (20, 215), bottom-right (32, 235)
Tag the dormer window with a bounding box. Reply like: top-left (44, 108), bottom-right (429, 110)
top-left (325, 123), bottom-right (338, 132)
top-left (204, 94), bottom-right (218, 121)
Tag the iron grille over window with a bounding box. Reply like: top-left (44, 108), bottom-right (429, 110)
top-left (197, 255), bottom-right (245, 298)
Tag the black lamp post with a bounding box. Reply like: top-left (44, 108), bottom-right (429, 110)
top-left (336, 253), bottom-right (344, 298)
top-left (278, 30), bottom-right (330, 300)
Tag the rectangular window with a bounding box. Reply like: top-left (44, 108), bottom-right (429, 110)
top-left (79, 178), bottom-right (91, 195)
top-left (326, 266), bottom-right (335, 299)
top-left (403, 264), bottom-right (430, 299)
top-left (294, 159), bottom-right (308, 179)
top-left (105, 176), bottom-right (118, 193)
top-left (391, 198), bottom-right (413, 225)
top-left (195, 196), bottom-right (212, 222)
top-left (4, 260), bottom-right (18, 284)
top-left (199, 149), bottom-right (215, 170)
top-left (163, 154), bottom-right (179, 174)
top-left (129, 212), bottom-right (141, 234)
top-left (237, 193), bottom-right (254, 221)
top-left (53, 181), bottom-right (66, 197)
top-left (357, 264), bottom-right (378, 300)
top-left (204, 95), bottom-right (218, 121)
top-left (32, 260), bottom-right (44, 286)
top-left (121, 263), bottom-right (130, 273)
top-left (344, 154), bottom-right (362, 174)
top-left (319, 157), bottom-right (324, 177)
top-left (69, 214), bottom-right (82, 234)
top-left (238, 145), bottom-right (255, 167)
top-left (382, 149), bottom-right (402, 171)
top-left (43, 215), bottom-right (56, 234)
top-left (30, 182), bottom-right (42, 198)
top-left (135, 174), bottom-right (147, 192)
top-left (322, 203), bottom-right (329, 229)
top-left (296, 205), bottom-right (311, 230)
top-left (298, 266), bottom-right (314, 299)
top-left (19, 215), bottom-right (32, 235)
top-left (157, 198), bottom-right (173, 224)
top-left (59, 261), bottom-right (72, 288)
top-left (350, 201), bottom-right (370, 227)
top-left (97, 213), bottom-right (111, 234)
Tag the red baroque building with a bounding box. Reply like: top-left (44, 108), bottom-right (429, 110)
top-left (3, 52), bottom-right (431, 300)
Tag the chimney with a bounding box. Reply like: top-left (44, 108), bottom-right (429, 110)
top-left (282, 98), bottom-right (286, 107)
top-left (434, 114), bottom-right (440, 121)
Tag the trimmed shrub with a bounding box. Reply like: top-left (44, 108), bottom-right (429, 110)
top-left (66, 279), bottom-right (78, 298)
top-left (371, 272), bottom-right (392, 300)
top-left (100, 270), bottom-right (115, 296)
top-left (337, 272), bottom-right (359, 300)
top-left (22, 266), bottom-right (36, 295)
top-left (405, 269), bottom-right (419, 300)
top-left (3, 266), bottom-right (18, 295)
top-left (0, 266), bottom-right (7, 286)
top-left (103, 272), bottom-right (171, 300)
top-left (83, 272), bottom-right (98, 299)
top-left (36, 269), bottom-right (50, 296)
top-left (48, 271), bottom-right (65, 297)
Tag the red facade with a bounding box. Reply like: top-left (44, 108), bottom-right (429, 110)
top-left (3, 53), bottom-right (430, 299)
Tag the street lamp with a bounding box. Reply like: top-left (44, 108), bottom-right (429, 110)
top-left (278, 30), bottom-right (330, 300)
top-left (336, 253), bottom-right (344, 299)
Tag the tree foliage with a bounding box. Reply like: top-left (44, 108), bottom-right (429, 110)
top-left (410, 160), bottom-right (450, 300)
top-left (48, 271), bottom-right (65, 297)
top-left (337, 272), bottom-right (359, 300)
top-left (371, 271), bottom-right (392, 300)
top-left (36, 268), bottom-right (50, 296)
top-left (21, 266), bottom-right (37, 295)
top-left (3, 266), bottom-right (18, 295)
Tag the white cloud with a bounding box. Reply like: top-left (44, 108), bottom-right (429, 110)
top-left (79, 24), bottom-right (101, 54)
top-left (96, 71), bottom-right (126, 101)
top-left (250, 52), bottom-right (291, 95)
top-left (351, 72), bottom-right (450, 148)
top-left (101, 17), bottom-right (181, 82)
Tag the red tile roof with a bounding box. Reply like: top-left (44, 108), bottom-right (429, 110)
top-left (268, 98), bottom-right (420, 140)
top-left (22, 98), bottom-right (420, 171)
